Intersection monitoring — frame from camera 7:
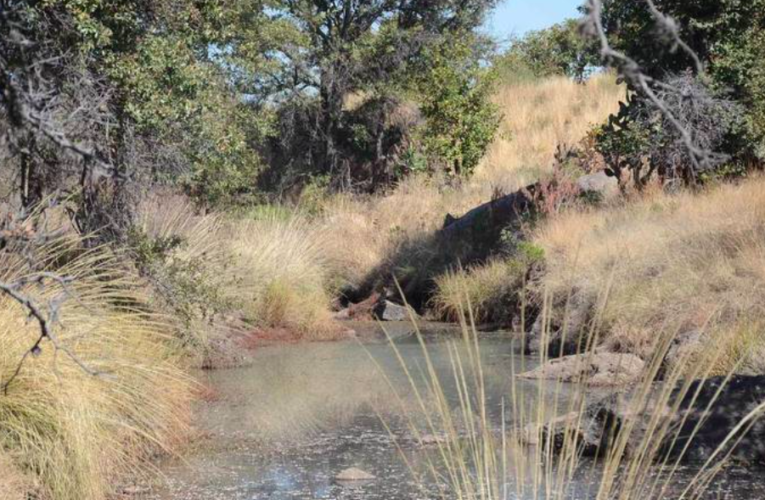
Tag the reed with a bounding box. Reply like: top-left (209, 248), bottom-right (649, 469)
top-left (381, 291), bottom-right (765, 500)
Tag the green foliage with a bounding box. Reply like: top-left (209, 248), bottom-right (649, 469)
top-left (598, 0), bottom-right (765, 163)
top-left (127, 228), bottom-right (234, 354)
top-left (496, 19), bottom-right (600, 81)
top-left (233, 0), bottom-right (499, 191)
top-left (517, 241), bottom-right (546, 263)
top-left (416, 37), bottom-right (502, 177)
top-left (102, 6), bottom-right (269, 207)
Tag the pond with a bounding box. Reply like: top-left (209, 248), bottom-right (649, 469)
top-left (144, 322), bottom-right (765, 500)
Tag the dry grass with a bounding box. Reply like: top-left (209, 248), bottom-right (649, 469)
top-left (473, 74), bottom-right (624, 193)
top-left (229, 214), bottom-right (339, 338)
top-left (0, 236), bottom-right (193, 500)
top-left (533, 177), bottom-right (765, 371)
top-left (136, 193), bottom-right (243, 363)
top-left (315, 75), bottom-right (623, 291)
top-left (432, 259), bottom-right (527, 323)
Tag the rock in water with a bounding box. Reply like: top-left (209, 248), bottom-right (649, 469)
top-left (380, 301), bottom-right (410, 321)
top-left (517, 352), bottom-right (645, 386)
top-left (665, 375), bottom-right (765, 464)
top-left (335, 467), bottom-right (376, 483)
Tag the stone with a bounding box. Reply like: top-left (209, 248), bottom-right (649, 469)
top-left (347, 292), bottom-right (383, 320)
top-left (540, 376), bottom-right (765, 465)
top-left (577, 171), bottom-right (619, 201)
top-left (419, 433), bottom-right (448, 446)
top-left (663, 375), bottom-right (765, 465)
top-left (333, 308), bottom-right (351, 320)
top-left (379, 300), bottom-right (411, 321)
top-left (335, 467), bottom-right (376, 482)
top-left (517, 352), bottom-right (645, 387)
top-left (521, 411), bottom-right (610, 456)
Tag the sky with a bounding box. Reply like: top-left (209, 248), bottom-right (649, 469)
top-left (484, 0), bottom-right (583, 45)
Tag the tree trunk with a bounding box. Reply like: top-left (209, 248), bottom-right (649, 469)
top-left (19, 135), bottom-right (44, 211)
top-left (319, 68), bottom-right (343, 185)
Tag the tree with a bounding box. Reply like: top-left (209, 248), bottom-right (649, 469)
top-left (595, 0), bottom-right (765, 164)
top-left (1, 0), bottom-right (266, 218)
top-left (497, 19), bottom-right (600, 81)
top-left (417, 36), bottom-right (502, 177)
top-left (229, 0), bottom-right (499, 190)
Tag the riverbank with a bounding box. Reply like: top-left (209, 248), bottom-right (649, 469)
top-left (3, 72), bottom-right (765, 500)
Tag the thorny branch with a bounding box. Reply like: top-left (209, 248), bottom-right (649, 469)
top-left (581, 0), bottom-right (725, 178)
top-left (0, 214), bottom-right (101, 394)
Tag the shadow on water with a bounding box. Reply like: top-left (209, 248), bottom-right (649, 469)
top-left (143, 322), bottom-right (765, 500)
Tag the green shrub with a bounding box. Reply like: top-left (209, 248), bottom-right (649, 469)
top-left (495, 19), bottom-right (600, 81)
top-left (597, 0), bottom-right (765, 166)
top-left (416, 36), bottom-right (502, 178)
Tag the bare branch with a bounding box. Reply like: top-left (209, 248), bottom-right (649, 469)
top-left (581, 0), bottom-right (718, 178)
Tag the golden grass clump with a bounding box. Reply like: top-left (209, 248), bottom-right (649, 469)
top-left (230, 214), bottom-right (339, 338)
top-left (432, 259), bottom-right (526, 323)
top-left (0, 237), bottom-right (192, 500)
top-left (533, 177), bottom-right (765, 369)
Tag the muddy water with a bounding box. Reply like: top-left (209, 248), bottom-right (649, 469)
top-left (146, 322), bottom-right (764, 500)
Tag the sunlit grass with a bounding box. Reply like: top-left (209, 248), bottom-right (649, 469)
top-left (229, 214), bottom-right (340, 338)
top-left (533, 176), bottom-right (765, 370)
top-left (137, 192), bottom-right (243, 364)
top-left (0, 234), bottom-right (193, 500)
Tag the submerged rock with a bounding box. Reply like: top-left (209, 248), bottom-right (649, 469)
top-left (517, 352), bottom-right (645, 386)
top-left (538, 376), bottom-right (765, 465)
top-left (335, 467), bottom-right (376, 482)
top-left (521, 410), bottom-right (612, 457)
top-left (419, 433), bottom-right (449, 446)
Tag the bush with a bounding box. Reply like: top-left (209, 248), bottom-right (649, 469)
top-left (592, 73), bottom-right (742, 187)
top-left (134, 194), bottom-right (241, 365)
top-left (598, 0), bottom-right (765, 166)
top-left (416, 36), bottom-right (502, 178)
top-left (432, 246), bottom-right (542, 325)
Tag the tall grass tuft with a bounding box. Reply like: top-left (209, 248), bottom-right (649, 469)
top-left (432, 259), bottom-right (528, 324)
top-left (0, 233), bottom-right (193, 500)
top-left (382, 292), bottom-right (765, 500)
top-left (230, 214), bottom-right (339, 338)
top-left (135, 193), bottom-right (243, 364)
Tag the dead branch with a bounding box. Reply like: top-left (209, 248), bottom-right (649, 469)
top-left (581, 0), bottom-right (722, 179)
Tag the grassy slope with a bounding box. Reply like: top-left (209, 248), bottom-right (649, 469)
top-left (535, 179), bottom-right (765, 373)
top-left (222, 75), bottom-right (625, 337)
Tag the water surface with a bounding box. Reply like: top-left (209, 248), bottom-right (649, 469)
top-left (144, 322), bottom-right (764, 500)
